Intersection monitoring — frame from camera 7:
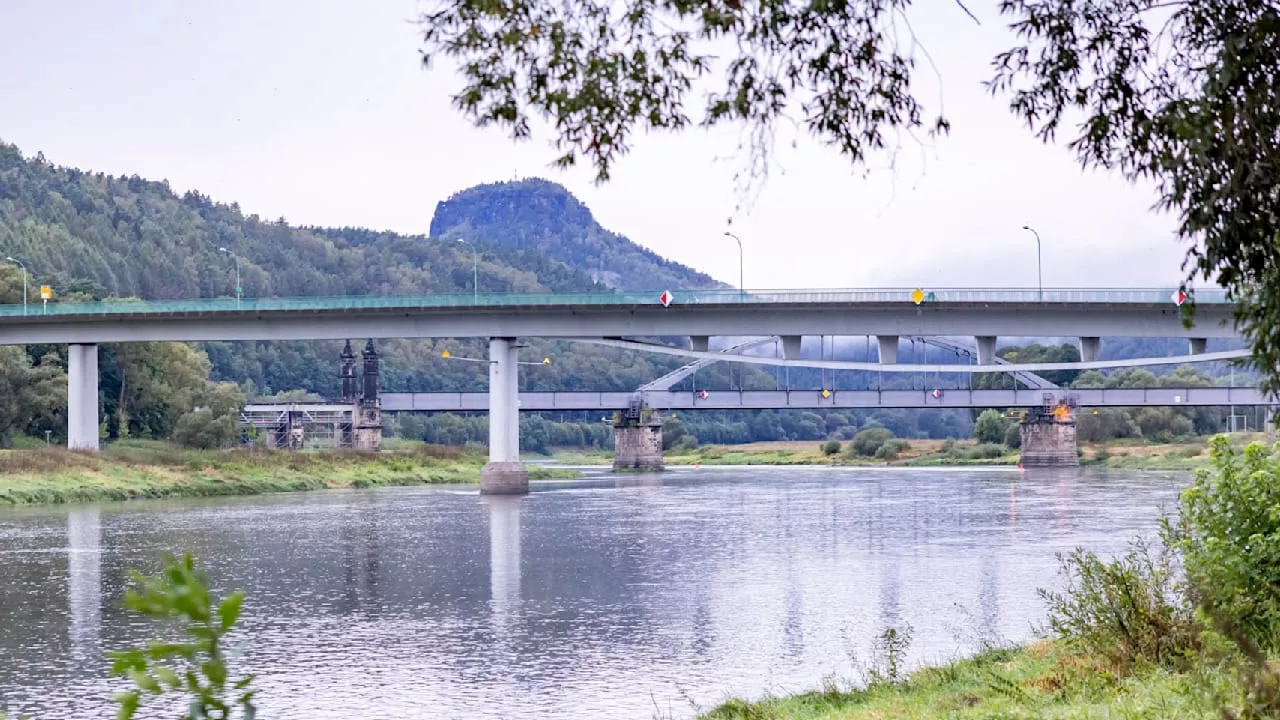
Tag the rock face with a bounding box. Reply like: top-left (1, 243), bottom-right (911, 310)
top-left (1020, 419), bottom-right (1079, 467)
top-left (613, 424), bottom-right (664, 471)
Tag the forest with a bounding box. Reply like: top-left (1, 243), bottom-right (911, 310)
top-left (0, 142), bottom-right (1252, 449)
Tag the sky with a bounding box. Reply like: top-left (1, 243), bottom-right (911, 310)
top-left (0, 0), bottom-right (1189, 291)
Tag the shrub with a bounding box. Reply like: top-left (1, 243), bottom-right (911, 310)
top-left (1177, 438), bottom-right (1280, 654)
top-left (1003, 422), bottom-right (1021, 449)
top-left (821, 439), bottom-right (842, 456)
top-left (940, 438), bottom-right (956, 453)
top-left (973, 409), bottom-right (1010, 444)
top-left (848, 427), bottom-right (895, 456)
top-left (874, 438), bottom-right (910, 460)
top-left (1041, 539), bottom-right (1199, 670)
top-left (959, 443), bottom-right (1007, 461)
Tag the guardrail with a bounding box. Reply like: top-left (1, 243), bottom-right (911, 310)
top-left (0, 287), bottom-right (1231, 318)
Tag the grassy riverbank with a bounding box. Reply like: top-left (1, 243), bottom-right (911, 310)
top-left (700, 639), bottom-right (1235, 719)
top-left (555, 434), bottom-right (1269, 471)
top-left (0, 440), bottom-right (578, 506)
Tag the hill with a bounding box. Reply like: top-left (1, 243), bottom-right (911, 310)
top-left (429, 179), bottom-right (722, 291)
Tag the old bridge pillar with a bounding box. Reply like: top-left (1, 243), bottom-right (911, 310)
top-left (1019, 398), bottom-right (1079, 467)
top-left (612, 399), bottom-right (664, 471)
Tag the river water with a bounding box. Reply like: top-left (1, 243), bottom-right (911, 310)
top-left (0, 466), bottom-right (1186, 719)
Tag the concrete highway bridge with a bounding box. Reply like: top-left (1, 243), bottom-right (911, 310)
top-left (0, 287), bottom-right (1252, 492)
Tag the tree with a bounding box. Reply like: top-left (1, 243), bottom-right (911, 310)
top-left (0, 347), bottom-right (66, 446)
top-left (419, 1), bottom-right (1280, 394)
top-left (973, 409), bottom-right (1010, 445)
top-left (172, 383), bottom-right (245, 449)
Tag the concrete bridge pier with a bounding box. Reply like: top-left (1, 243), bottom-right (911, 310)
top-left (67, 344), bottom-right (99, 451)
top-left (481, 337), bottom-right (529, 495)
top-left (876, 335), bottom-right (899, 364)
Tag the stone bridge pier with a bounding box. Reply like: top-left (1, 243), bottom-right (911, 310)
top-left (481, 337), bottom-right (529, 494)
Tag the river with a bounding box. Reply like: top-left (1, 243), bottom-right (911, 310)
top-left (0, 466), bottom-right (1187, 719)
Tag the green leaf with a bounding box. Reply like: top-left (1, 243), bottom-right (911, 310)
top-left (218, 591), bottom-right (244, 631)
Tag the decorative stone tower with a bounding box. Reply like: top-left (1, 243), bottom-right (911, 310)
top-left (353, 340), bottom-right (382, 452)
top-left (612, 398), bottom-right (664, 471)
top-left (339, 340), bottom-right (357, 404)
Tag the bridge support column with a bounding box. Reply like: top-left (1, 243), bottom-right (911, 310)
top-left (690, 336), bottom-right (709, 353)
top-left (976, 336), bottom-right (997, 365)
top-left (1079, 337), bottom-right (1100, 363)
top-left (1189, 337), bottom-right (1207, 355)
top-left (67, 344), bottom-right (99, 451)
top-left (481, 337), bottom-right (528, 495)
top-left (782, 335), bottom-right (802, 359)
top-left (876, 335), bottom-right (899, 364)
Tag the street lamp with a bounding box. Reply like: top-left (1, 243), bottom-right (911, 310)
top-left (457, 238), bottom-right (478, 302)
top-left (5, 256), bottom-right (28, 315)
top-left (1021, 225), bottom-right (1043, 301)
top-left (218, 247), bottom-right (241, 307)
top-left (723, 231), bottom-right (744, 299)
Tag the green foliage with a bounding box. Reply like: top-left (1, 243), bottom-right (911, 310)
top-left (108, 553), bottom-right (256, 719)
top-left (1177, 438), bottom-right (1280, 654)
top-left (848, 427), bottom-right (895, 457)
top-left (173, 383), bottom-right (246, 449)
top-left (972, 410), bottom-right (1010, 445)
top-left (416, 0), bottom-right (955, 184)
top-left (1002, 422), bottom-right (1021, 449)
top-left (0, 346), bottom-right (65, 446)
top-left (1040, 540), bottom-right (1199, 671)
top-left (874, 438), bottom-right (910, 461)
top-left (820, 439), bottom-right (841, 456)
top-left (869, 624), bottom-right (914, 686)
top-left (991, 1), bottom-right (1280, 400)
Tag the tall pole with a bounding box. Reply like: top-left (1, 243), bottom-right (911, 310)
top-left (723, 231), bottom-right (744, 299)
top-left (1021, 225), bottom-right (1043, 301)
top-left (458, 239), bottom-right (478, 302)
top-left (6, 256), bottom-right (27, 315)
top-left (218, 247), bottom-right (242, 308)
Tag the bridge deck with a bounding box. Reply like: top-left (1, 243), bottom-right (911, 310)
top-left (370, 387), bottom-right (1270, 412)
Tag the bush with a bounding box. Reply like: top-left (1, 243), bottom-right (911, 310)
top-left (1041, 540), bottom-right (1199, 670)
top-left (848, 427), bottom-right (895, 457)
top-left (1177, 438), bottom-right (1280, 654)
top-left (874, 438), bottom-right (910, 460)
top-left (959, 443), bottom-right (1007, 460)
top-left (1003, 422), bottom-right (1021, 449)
top-left (821, 439), bottom-right (842, 456)
top-left (940, 438), bottom-right (956, 453)
top-left (973, 409), bottom-right (1010, 444)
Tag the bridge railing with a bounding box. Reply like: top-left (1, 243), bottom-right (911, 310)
top-left (0, 287), bottom-right (1232, 318)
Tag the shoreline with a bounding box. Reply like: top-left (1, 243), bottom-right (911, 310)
top-left (554, 436), bottom-right (1252, 472)
top-left (0, 442), bottom-right (578, 507)
top-left (698, 638), bottom-right (1223, 718)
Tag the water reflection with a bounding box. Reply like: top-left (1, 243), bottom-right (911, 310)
top-left (0, 467), bottom-right (1189, 720)
top-left (485, 495), bottom-right (522, 618)
top-left (67, 507), bottom-right (101, 666)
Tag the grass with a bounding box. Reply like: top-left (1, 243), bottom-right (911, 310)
top-left (0, 439), bottom-right (579, 506)
top-left (699, 640), bottom-right (1236, 719)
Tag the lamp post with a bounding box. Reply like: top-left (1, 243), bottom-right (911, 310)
top-left (457, 238), bottom-right (478, 302)
top-left (218, 247), bottom-right (241, 307)
top-left (1021, 225), bottom-right (1043, 301)
top-left (723, 231), bottom-right (744, 299)
top-left (5, 256), bottom-right (28, 315)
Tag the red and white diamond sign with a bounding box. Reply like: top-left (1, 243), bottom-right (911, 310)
top-left (698, 390), bottom-right (709, 400)
top-left (1172, 290), bottom-right (1187, 306)
top-left (660, 290), bottom-right (674, 307)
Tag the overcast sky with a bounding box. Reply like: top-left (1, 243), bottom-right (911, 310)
top-left (0, 1), bottom-right (1189, 291)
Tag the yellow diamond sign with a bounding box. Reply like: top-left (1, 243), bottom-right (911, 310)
top-left (821, 389), bottom-right (831, 398)
top-left (910, 288), bottom-right (925, 305)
